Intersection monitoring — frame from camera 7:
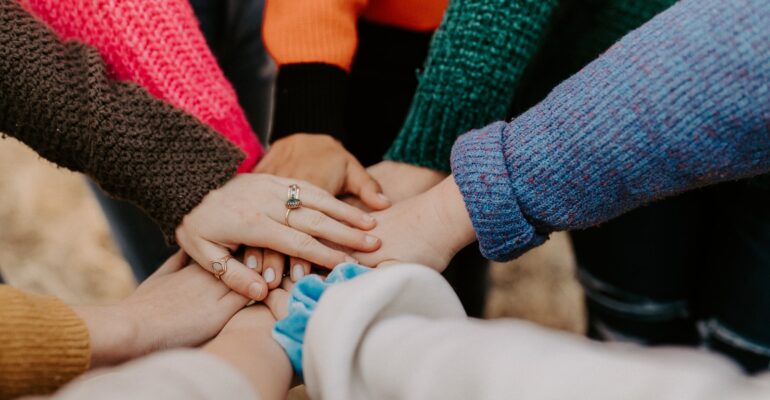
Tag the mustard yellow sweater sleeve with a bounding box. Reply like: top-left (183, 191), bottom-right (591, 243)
top-left (0, 286), bottom-right (90, 399)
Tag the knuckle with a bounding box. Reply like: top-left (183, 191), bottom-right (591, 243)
top-left (307, 211), bottom-right (325, 231)
top-left (295, 232), bottom-right (316, 250)
top-left (243, 212), bottom-right (264, 226)
top-left (222, 269), bottom-right (250, 293)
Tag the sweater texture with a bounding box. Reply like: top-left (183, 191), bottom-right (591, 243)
top-left (265, 0), bottom-right (447, 142)
top-left (21, 0), bottom-right (263, 172)
top-left (0, 286), bottom-right (90, 399)
top-left (451, 0), bottom-right (770, 261)
top-left (0, 0), bottom-right (244, 241)
top-left (387, 0), bottom-right (678, 172)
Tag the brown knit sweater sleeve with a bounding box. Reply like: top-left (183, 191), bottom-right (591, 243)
top-left (0, 286), bottom-right (90, 399)
top-left (0, 0), bottom-right (244, 240)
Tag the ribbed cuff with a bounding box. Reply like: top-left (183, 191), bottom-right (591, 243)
top-left (450, 122), bottom-right (547, 261)
top-left (271, 63), bottom-right (348, 142)
top-left (0, 287), bottom-right (90, 397)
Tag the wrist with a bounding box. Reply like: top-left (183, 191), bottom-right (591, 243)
top-left (204, 325), bottom-right (291, 400)
top-left (433, 176), bottom-right (477, 254)
top-left (73, 304), bottom-right (139, 368)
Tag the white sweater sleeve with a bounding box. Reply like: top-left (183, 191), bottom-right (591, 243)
top-left (303, 264), bottom-right (770, 400)
top-left (50, 350), bottom-right (259, 400)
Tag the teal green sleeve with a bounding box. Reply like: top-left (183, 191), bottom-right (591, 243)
top-left (385, 0), bottom-right (559, 172)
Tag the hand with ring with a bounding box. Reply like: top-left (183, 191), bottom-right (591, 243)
top-left (175, 174), bottom-right (381, 301)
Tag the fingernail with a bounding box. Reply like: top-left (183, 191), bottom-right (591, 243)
top-left (263, 268), bottom-right (275, 283)
top-left (378, 193), bottom-right (390, 203)
top-left (246, 255), bottom-right (258, 269)
top-left (292, 264), bottom-right (305, 281)
top-left (248, 282), bottom-right (264, 300)
top-left (345, 256), bottom-right (358, 264)
top-left (365, 235), bottom-right (379, 245)
top-left (363, 214), bottom-right (375, 223)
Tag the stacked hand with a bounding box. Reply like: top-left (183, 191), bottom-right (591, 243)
top-left (74, 252), bottom-right (251, 367)
top-left (351, 176), bottom-right (477, 272)
top-left (243, 134), bottom-right (388, 288)
top-left (175, 173), bottom-right (381, 301)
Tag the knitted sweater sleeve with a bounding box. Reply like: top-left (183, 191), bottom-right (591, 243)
top-left (386, 0), bottom-right (559, 172)
top-left (450, 0), bottom-right (770, 261)
top-left (263, 0), bottom-right (448, 142)
top-left (20, 0), bottom-right (262, 172)
top-left (263, 0), bottom-right (368, 142)
top-left (0, 0), bottom-right (244, 240)
top-left (0, 285), bottom-right (90, 398)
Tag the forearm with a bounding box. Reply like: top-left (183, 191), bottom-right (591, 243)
top-left (302, 265), bottom-right (766, 400)
top-left (264, 0), bottom-right (367, 141)
top-left (20, 0), bottom-right (262, 171)
top-left (72, 306), bottom-right (136, 368)
top-left (51, 350), bottom-right (259, 400)
top-left (204, 331), bottom-right (291, 400)
top-left (386, 0), bottom-right (558, 172)
top-left (0, 0), bottom-right (243, 239)
top-left (451, 0), bottom-right (770, 260)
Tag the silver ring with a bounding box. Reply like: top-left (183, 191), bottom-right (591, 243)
top-left (286, 184), bottom-right (301, 209)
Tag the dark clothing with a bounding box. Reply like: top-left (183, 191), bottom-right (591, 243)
top-left (574, 182), bottom-right (770, 373)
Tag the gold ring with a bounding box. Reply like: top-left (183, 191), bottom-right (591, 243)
top-left (210, 255), bottom-right (232, 280)
top-left (286, 184), bottom-right (301, 209)
top-left (285, 208), bottom-right (293, 227)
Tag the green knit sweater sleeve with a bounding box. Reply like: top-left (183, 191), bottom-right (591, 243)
top-left (385, 0), bottom-right (559, 172)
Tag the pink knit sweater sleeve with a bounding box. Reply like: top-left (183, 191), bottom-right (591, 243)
top-left (21, 0), bottom-right (262, 172)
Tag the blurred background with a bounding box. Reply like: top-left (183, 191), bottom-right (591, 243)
top-left (0, 134), bottom-right (585, 329)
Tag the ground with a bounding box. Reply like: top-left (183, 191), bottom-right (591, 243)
top-left (0, 136), bottom-right (585, 397)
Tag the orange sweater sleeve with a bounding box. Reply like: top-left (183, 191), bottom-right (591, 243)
top-left (263, 0), bottom-right (368, 71)
top-left (0, 286), bottom-right (90, 399)
top-left (263, 0), bottom-right (447, 142)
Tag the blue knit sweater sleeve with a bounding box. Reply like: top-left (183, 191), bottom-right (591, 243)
top-left (451, 0), bottom-right (770, 261)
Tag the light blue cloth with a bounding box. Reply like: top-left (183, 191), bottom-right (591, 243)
top-left (272, 263), bottom-right (372, 378)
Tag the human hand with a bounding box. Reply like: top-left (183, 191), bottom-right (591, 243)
top-left (204, 305), bottom-right (292, 400)
top-left (74, 251), bottom-right (250, 368)
top-left (256, 134), bottom-right (390, 209)
top-left (250, 134), bottom-right (390, 287)
top-left (367, 160), bottom-right (448, 204)
top-left (351, 177), bottom-right (477, 271)
top-left (176, 173), bottom-right (380, 301)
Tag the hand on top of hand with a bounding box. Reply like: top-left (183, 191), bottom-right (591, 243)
top-left (367, 160), bottom-right (448, 204)
top-left (175, 173), bottom-right (381, 301)
top-left (256, 134), bottom-right (391, 209)
top-left (247, 133), bottom-right (392, 288)
top-left (75, 251), bottom-right (250, 367)
top-left (351, 176), bottom-right (477, 272)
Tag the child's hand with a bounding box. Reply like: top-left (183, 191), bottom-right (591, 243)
top-left (351, 177), bottom-right (477, 272)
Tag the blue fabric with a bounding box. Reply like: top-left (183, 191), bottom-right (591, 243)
top-left (272, 263), bottom-right (372, 378)
top-left (451, 0), bottom-right (770, 261)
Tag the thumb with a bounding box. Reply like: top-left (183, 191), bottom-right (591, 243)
top-left (345, 160), bottom-right (391, 210)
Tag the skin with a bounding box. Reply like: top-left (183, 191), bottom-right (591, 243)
top-left (351, 176), bottom-right (477, 271)
top-left (367, 160), bottom-right (448, 204)
top-left (176, 173), bottom-right (380, 301)
top-left (249, 155), bottom-right (447, 288)
top-left (73, 251), bottom-right (250, 368)
top-left (203, 305), bottom-right (292, 400)
top-left (251, 134), bottom-right (391, 285)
